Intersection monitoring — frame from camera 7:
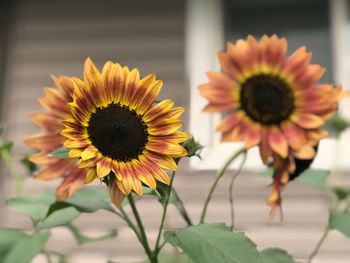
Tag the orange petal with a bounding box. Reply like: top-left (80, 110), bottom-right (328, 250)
top-left (259, 128), bottom-right (272, 164)
top-left (108, 180), bottom-right (125, 208)
top-left (293, 145), bottom-right (316, 159)
top-left (35, 159), bottom-right (73, 180)
top-left (268, 126), bottom-right (288, 158)
top-left (203, 103), bottom-right (235, 113)
top-left (24, 133), bottom-right (63, 151)
top-left (243, 123), bottom-right (261, 148)
top-left (143, 99), bottom-right (174, 123)
top-left (291, 113), bottom-right (325, 129)
top-left (56, 167), bottom-right (86, 200)
top-left (144, 151), bottom-right (178, 171)
top-left (217, 112), bottom-right (244, 133)
top-left (146, 141), bottom-right (187, 157)
top-left (281, 122), bottom-right (307, 150)
top-left (30, 113), bottom-right (62, 131)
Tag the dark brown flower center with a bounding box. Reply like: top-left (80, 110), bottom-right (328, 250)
top-left (240, 75), bottom-right (295, 125)
top-left (87, 103), bottom-right (148, 161)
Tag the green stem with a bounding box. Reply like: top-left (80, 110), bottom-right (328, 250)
top-left (199, 147), bottom-right (247, 224)
top-left (306, 227), bottom-right (330, 263)
top-left (127, 195), bottom-right (154, 262)
top-left (119, 206), bottom-right (143, 243)
top-left (1, 149), bottom-right (23, 195)
top-left (153, 171), bottom-right (176, 258)
top-left (229, 151), bottom-right (247, 230)
top-left (173, 188), bottom-right (193, 226)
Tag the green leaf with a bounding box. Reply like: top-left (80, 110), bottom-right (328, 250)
top-left (48, 147), bottom-right (69, 158)
top-left (296, 169), bottom-right (330, 191)
top-left (3, 231), bottom-right (50, 263)
top-left (164, 223), bottom-right (261, 263)
top-left (109, 252), bottom-right (193, 263)
top-left (260, 248), bottom-right (296, 263)
top-left (65, 186), bottom-right (115, 213)
top-left (21, 155), bottom-right (39, 173)
top-left (331, 186), bottom-right (350, 200)
top-left (329, 211), bottom-right (350, 237)
top-left (66, 223), bottom-right (117, 245)
top-left (258, 167), bottom-right (273, 178)
top-left (326, 113), bottom-right (350, 137)
top-left (7, 190), bottom-right (56, 222)
top-left (0, 228), bottom-right (27, 260)
top-left (0, 142), bottom-right (13, 154)
top-left (182, 137), bottom-right (203, 159)
top-left (36, 202), bottom-right (80, 230)
top-left (258, 168), bottom-right (330, 192)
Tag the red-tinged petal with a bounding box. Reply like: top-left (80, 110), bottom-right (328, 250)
top-left (146, 141), bottom-right (187, 157)
top-left (56, 167), bottom-right (86, 200)
top-left (134, 161), bottom-right (157, 190)
top-left (148, 121), bottom-right (183, 136)
top-left (150, 107), bottom-right (185, 127)
top-left (283, 47), bottom-right (312, 76)
top-left (29, 152), bottom-right (58, 165)
top-left (119, 162), bottom-right (134, 195)
top-left (35, 159), bottom-right (74, 180)
top-left (291, 113), bottom-right (325, 129)
top-left (96, 158), bottom-right (112, 178)
top-left (295, 64), bottom-right (325, 88)
top-left (51, 75), bottom-right (74, 100)
top-left (30, 113), bottom-right (62, 131)
top-left (281, 122), bottom-right (307, 150)
top-left (151, 131), bottom-right (189, 144)
top-left (139, 155), bottom-right (170, 185)
top-left (147, 163), bottom-right (170, 185)
top-left (64, 139), bottom-right (89, 149)
top-left (198, 84), bottom-right (235, 104)
top-left (24, 133), bottom-right (63, 151)
top-left (268, 126), bottom-right (288, 158)
top-left (217, 51), bottom-right (243, 80)
top-left (205, 71), bottom-right (235, 90)
top-left (203, 103), bottom-right (235, 112)
top-left (131, 74), bottom-right (157, 111)
top-left (216, 112), bottom-right (244, 133)
top-left (61, 128), bottom-right (88, 141)
top-left (143, 99), bottom-right (174, 123)
top-left (144, 151), bottom-right (178, 171)
top-left (108, 179), bottom-right (125, 208)
top-left (135, 79), bottom-right (162, 115)
top-left (243, 123), bottom-right (261, 148)
top-left (259, 128), bottom-right (273, 164)
top-left (131, 167), bottom-right (143, 196)
top-left (122, 68), bottom-right (140, 108)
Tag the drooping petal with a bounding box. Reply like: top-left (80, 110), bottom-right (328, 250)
top-left (268, 126), bottom-right (288, 158)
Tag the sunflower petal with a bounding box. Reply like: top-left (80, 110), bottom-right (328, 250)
top-left (268, 127), bottom-right (288, 158)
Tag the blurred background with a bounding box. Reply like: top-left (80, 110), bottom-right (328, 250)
top-left (0, 0), bottom-right (349, 262)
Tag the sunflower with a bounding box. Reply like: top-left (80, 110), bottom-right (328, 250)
top-left (198, 35), bottom-right (349, 218)
top-left (61, 58), bottom-right (188, 206)
top-left (24, 76), bottom-right (93, 200)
